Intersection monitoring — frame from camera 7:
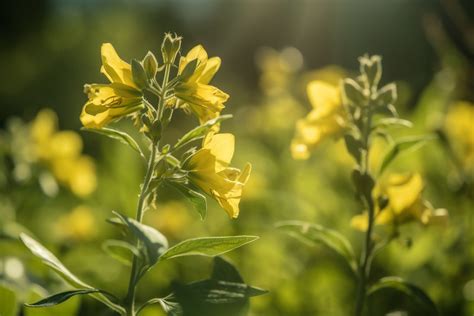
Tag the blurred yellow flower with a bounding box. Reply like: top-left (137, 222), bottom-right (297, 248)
top-left (183, 133), bottom-right (251, 218)
top-left (444, 101), bottom-right (474, 173)
top-left (175, 45), bottom-right (229, 123)
top-left (291, 81), bottom-right (346, 159)
top-left (80, 43), bottom-right (144, 128)
top-left (256, 47), bottom-right (303, 96)
top-left (56, 205), bottom-right (97, 241)
top-left (351, 173), bottom-right (448, 231)
top-left (145, 201), bottom-right (192, 239)
top-left (30, 109), bottom-right (97, 197)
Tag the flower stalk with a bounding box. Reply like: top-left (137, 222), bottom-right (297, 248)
top-left (125, 140), bottom-right (158, 316)
top-left (354, 107), bottom-right (375, 316)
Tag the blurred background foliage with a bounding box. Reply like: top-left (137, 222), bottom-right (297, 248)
top-left (0, 0), bottom-right (473, 315)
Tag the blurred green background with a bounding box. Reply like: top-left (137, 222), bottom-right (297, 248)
top-left (1, 0), bottom-right (473, 315)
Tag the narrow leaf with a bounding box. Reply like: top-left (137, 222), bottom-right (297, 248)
top-left (368, 277), bottom-right (439, 315)
top-left (375, 118), bottom-right (413, 129)
top-left (379, 135), bottom-right (435, 174)
top-left (82, 127), bottom-right (145, 160)
top-left (131, 59), bottom-right (149, 89)
top-left (343, 134), bottom-right (362, 162)
top-left (20, 234), bottom-right (89, 288)
top-left (160, 236), bottom-right (258, 261)
top-left (170, 257), bottom-right (267, 316)
top-left (102, 240), bottom-right (139, 266)
top-left (142, 51), bottom-right (158, 79)
top-left (112, 212), bottom-right (168, 266)
top-left (20, 234), bottom-right (124, 314)
top-left (137, 296), bottom-right (183, 316)
top-left (174, 115), bottom-right (232, 149)
top-left (25, 286), bottom-right (81, 316)
top-left (167, 181), bottom-right (207, 219)
top-left (276, 221), bottom-right (357, 273)
top-left (25, 289), bottom-right (99, 308)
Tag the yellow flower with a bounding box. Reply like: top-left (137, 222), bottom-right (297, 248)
top-left (80, 43), bottom-right (143, 128)
top-left (444, 101), bottom-right (474, 173)
top-left (182, 133), bottom-right (251, 218)
top-left (175, 45), bottom-right (229, 123)
top-left (51, 155), bottom-right (97, 197)
top-left (145, 201), bottom-right (192, 239)
top-left (56, 206), bottom-right (97, 241)
top-left (351, 173), bottom-right (448, 231)
top-left (291, 81), bottom-right (346, 159)
top-left (30, 109), bottom-right (97, 197)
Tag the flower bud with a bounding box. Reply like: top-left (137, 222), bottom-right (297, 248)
top-left (161, 33), bottom-right (182, 64)
top-left (131, 59), bottom-right (149, 89)
top-left (342, 78), bottom-right (366, 107)
top-left (141, 113), bottom-right (162, 141)
top-left (359, 55), bottom-right (382, 89)
top-left (142, 51), bottom-right (158, 79)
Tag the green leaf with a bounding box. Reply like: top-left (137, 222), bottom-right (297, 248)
top-left (276, 221), bottom-right (357, 273)
top-left (90, 126), bottom-right (143, 152)
top-left (20, 234), bottom-right (89, 288)
top-left (160, 236), bottom-right (259, 261)
top-left (359, 55), bottom-right (382, 88)
top-left (351, 168), bottom-right (375, 200)
top-left (379, 135), bottom-right (435, 175)
top-left (374, 103), bottom-right (399, 117)
top-left (102, 239), bottom-right (139, 266)
top-left (374, 117), bottom-right (413, 129)
top-left (25, 286), bottom-right (80, 316)
top-left (374, 83), bottom-right (397, 106)
top-left (178, 58), bottom-right (199, 82)
top-left (142, 51), bottom-right (158, 79)
top-left (0, 284), bottom-right (18, 316)
top-left (20, 234), bottom-right (125, 314)
top-left (171, 257), bottom-right (267, 316)
top-left (136, 296), bottom-right (182, 316)
top-left (112, 212), bottom-right (168, 267)
top-left (25, 289), bottom-right (99, 308)
top-left (342, 78), bottom-right (366, 106)
top-left (132, 59), bottom-right (149, 89)
top-left (368, 277), bottom-right (439, 315)
top-left (343, 134), bottom-right (362, 162)
top-left (166, 181), bottom-right (207, 220)
top-left (82, 127), bottom-right (145, 160)
top-left (106, 217), bottom-right (128, 229)
top-left (174, 115), bottom-right (232, 149)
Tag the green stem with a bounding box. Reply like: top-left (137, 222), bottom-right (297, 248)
top-left (158, 63), bottom-right (172, 121)
top-left (355, 108), bottom-right (375, 316)
top-left (125, 142), bottom-right (158, 316)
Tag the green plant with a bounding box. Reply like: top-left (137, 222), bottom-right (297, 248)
top-left (281, 55), bottom-right (447, 315)
top-left (20, 34), bottom-right (265, 316)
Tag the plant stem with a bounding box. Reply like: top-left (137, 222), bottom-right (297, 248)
top-left (125, 142), bottom-right (158, 316)
top-left (158, 63), bottom-right (172, 121)
top-left (355, 108), bottom-right (375, 316)
top-left (124, 63), bottom-right (171, 315)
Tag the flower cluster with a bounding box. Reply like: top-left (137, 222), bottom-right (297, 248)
top-left (21, 34), bottom-right (262, 316)
top-left (79, 36), bottom-right (251, 218)
top-left (80, 44), bottom-right (144, 129)
top-left (285, 54), bottom-right (448, 316)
